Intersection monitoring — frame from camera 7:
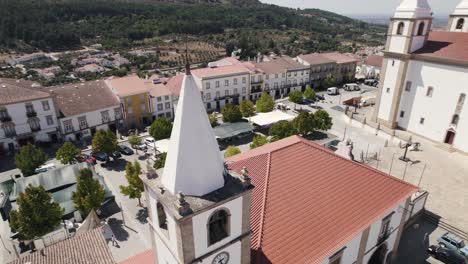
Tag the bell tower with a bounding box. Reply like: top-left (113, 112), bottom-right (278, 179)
top-left (449, 0), bottom-right (468, 32)
top-left (141, 66), bottom-right (253, 264)
top-left (373, 0), bottom-right (432, 128)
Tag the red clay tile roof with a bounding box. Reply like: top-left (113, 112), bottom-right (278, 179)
top-left (365, 55), bottom-right (384, 68)
top-left (165, 74), bottom-right (202, 96)
top-left (0, 78), bottom-right (50, 105)
top-left (119, 250), bottom-right (155, 264)
top-left (254, 56), bottom-right (308, 74)
top-left (298, 54), bottom-right (336, 65)
top-left (192, 64), bottom-right (250, 79)
top-left (8, 227), bottom-right (115, 264)
top-left (49, 80), bottom-right (120, 117)
top-left (226, 136), bottom-right (417, 264)
top-left (321, 52), bottom-right (359, 64)
top-left (412, 31), bottom-right (468, 63)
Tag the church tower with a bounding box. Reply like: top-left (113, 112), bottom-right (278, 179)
top-left (373, 0), bottom-right (432, 128)
top-left (141, 64), bottom-right (253, 264)
top-left (449, 0), bottom-right (468, 32)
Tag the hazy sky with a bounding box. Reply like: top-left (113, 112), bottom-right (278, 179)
top-left (260, 0), bottom-right (461, 16)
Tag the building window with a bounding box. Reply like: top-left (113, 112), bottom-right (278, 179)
top-left (275, 74), bottom-right (278, 78)
top-left (234, 88), bottom-right (238, 95)
top-left (420, 117), bottom-right (425, 125)
top-left (157, 104), bottom-right (163, 111)
top-left (63, 120), bottom-right (73, 133)
top-left (216, 91), bottom-right (220, 98)
top-left (329, 248), bottom-right (345, 264)
top-left (242, 77), bottom-right (246, 84)
top-left (46, 115), bottom-right (54, 126)
top-left (452, 114), bottom-right (460, 125)
top-left (265, 75), bottom-right (269, 80)
top-left (380, 213), bottom-right (393, 240)
top-left (458, 93), bottom-right (466, 106)
top-left (205, 92), bottom-right (211, 100)
top-left (457, 18), bottom-right (465, 30)
top-left (225, 90), bottom-right (229, 96)
top-left (426, 86), bottom-right (434, 97)
top-left (101, 110), bottom-right (110, 123)
top-left (206, 82), bottom-right (211, 89)
top-left (386, 88), bottom-right (390, 93)
top-left (165, 112), bottom-right (171, 118)
top-left (157, 202), bottom-right (167, 230)
top-left (208, 209), bottom-right (230, 245)
top-left (294, 72), bottom-right (297, 76)
top-left (207, 102), bottom-right (212, 109)
top-left (400, 111), bottom-right (405, 118)
top-left (242, 87), bottom-right (246, 93)
top-left (25, 103), bottom-right (35, 115)
top-left (225, 80), bottom-right (229, 86)
top-left (417, 22), bottom-right (425, 36)
top-left (165, 102), bottom-right (171, 109)
top-left (404, 81), bottom-right (412, 92)
top-left (265, 83), bottom-right (269, 89)
top-left (42, 100), bottom-right (50, 111)
top-left (28, 118), bottom-right (41, 132)
top-left (392, 60), bottom-right (395, 67)
top-left (397, 22), bottom-right (405, 35)
top-left (3, 124), bottom-right (16, 138)
top-left (233, 78), bottom-right (238, 85)
top-left (114, 108), bottom-right (122, 119)
top-left (165, 96), bottom-right (169, 100)
top-left (78, 116), bottom-right (88, 129)
top-left (0, 108), bottom-right (10, 121)
top-left (216, 81), bottom-right (220, 88)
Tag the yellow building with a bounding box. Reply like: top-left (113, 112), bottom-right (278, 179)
top-left (106, 75), bottom-right (152, 128)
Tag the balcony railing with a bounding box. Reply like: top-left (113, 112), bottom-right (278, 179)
top-left (5, 132), bottom-right (16, 138)
top-left (31, 127), bottom-right (41, 132)
top-left (26, 111), bottom-right (37, 118)
top-left (250, 80), bottom-right (263, 84)
top-left (0, 115), bottom-right (12, 122)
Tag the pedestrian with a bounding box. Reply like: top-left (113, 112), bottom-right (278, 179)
top-left (111, 234), bottom-right (118, 246)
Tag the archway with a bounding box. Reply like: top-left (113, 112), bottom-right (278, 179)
top-left (444, 129), bottom-right (456, 145)
top-left (368, 243), bottom-right (388, 264)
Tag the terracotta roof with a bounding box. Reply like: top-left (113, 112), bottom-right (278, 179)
top-left (321, 52), bottom-right (359, 64)
top-left (8, 227), bottom-right (115, 264)
top-left (119, 250), bottom-right (155, 264)
top-left (165, 74), bottom-right (202, 96)
top-left (192, 64), bottom-right (250, 79)
top-left (365, 55), bottom-right (384, 68)
top-left (49, 80), bottom-right (120, 117)
top-left (105, 75), bottom-right (151, 97)
top-left (0, 78), bottom-right (50, 105)
top-left (226, 136), bottom-right (417, 264)
top-left (298, 54), bottom-right (336, 65)
top-left (149, 83), bottom-right (172, 98)
top-left (412, 31), bottom-right (468, 63)
top-left (254, 56), bottom-right (307, 74)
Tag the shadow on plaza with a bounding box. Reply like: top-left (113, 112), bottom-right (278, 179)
top-left (107, 218), bottom-right (130, 242)
top-left (393, 216), bottom-right (439, 264)
top-left (102, 159), bottom-right (127, 172)
top-left (136, 207), bottom-right (148, 224)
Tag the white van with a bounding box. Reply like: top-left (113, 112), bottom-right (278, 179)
top-left (327, 87), bottom-right (339, 95)
top-left (359, 96), bottom-right (376, 107)
top-left (34, 163), bottom-right (56, 174)
top-left (343, 83), bottom-right (360, 91)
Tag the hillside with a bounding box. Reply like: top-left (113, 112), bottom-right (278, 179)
top-left (0, 0), bottom-right (386, 56)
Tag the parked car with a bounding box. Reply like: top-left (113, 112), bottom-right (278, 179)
top-left (144, 137), bottom-right (156, 146)
top-left (119, 145), bottom-right (134, 155)
top-left (111, 151), bottom-right (122, 159)
top-left (365, 79), bottom-right (379, 87)
top-left (303, 98), bottom-right (315, 104)
top-left (134, 143), bottom-right (148, 151)
top-left (316, 95), bottom-right (326, 101)
top-left (34, 163), bottom-right (56, 174)
top-left (309, 104), bottom-right (324, 110)
top-left (92, 152), bottom-right (109, 162)
top-left (343, 83), bottom-right (360, 91)
top-left (327, 87), bottom-right (339, 95)
top-left (76, 154), bottom-right (97, 164)
top-left (428, 245), bottom-right (468, 263)
top-left (438, 232), bottom-right (468, 257)
top-left (359, 96), bottom-right (377, 107)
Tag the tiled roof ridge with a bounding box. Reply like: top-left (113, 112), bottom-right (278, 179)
top-left (295, 136), bottom-right (418, 190)
top-left (256, 152), bottom-right (272, 250)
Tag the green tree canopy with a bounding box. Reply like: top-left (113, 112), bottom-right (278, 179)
top-left (304, 86), bottom-right (316, 100)
top-left (256, 92), bottom-right (275, 113)
top-left (240, 99), bottom-right (255, 117)
top-left (56, 142), bottom-right (80, 164)
top-left (288, 90), bottom-right (303, 109)
top-left (221, 104), bottom-right (243, 123)
top-left (314, 110), bottom-right (333, 131)
top-left (149, 117), bottom-right (173, 140)
top-left (153, 152), bottom-right (167, 169)
top-left (92, 130), bottom-right (118, 155)
top-left (209, 114), bottom-right (218, 127)
top-left (10, 185), bottom-right (64, 240)
top-left (322, 75), bottom-right (336, 88)
top-left (120, 161), bottom-right (144, 207)
top-left (269, 121), bottom-right (296, 141)
top-left (224, 146), bottom-right (241, 158)
top-left (72, 168), bottom-right (106, 216)
top-left (250, 134), bottom-right (268, 149)
top-left (128, 134), bottom-right (142, 148)
top-left (292, 112), bottom-right (316, 136)
top-left (15, 144), bottom-right (48, 176)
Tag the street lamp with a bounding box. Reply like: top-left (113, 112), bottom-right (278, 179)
top-left (399, 138), bottom-right (413, 162)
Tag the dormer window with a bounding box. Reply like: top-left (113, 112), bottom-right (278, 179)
top-left (397, 22), bottom-right (405, 35)
top-left (456, 18), bottom-right (465, 30)
top-left (417, 22), bottom-right (425, 36)
top-left (208, 209), bottom-right (230, 245)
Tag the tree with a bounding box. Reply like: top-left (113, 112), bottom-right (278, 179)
top-left (292, 112), bottom-right (315, 136)
top-left (221, 104), bottom-right (243, 123)
top-left (224, 146), bottom-right (241, 158)
top-left (304, 86), bottom-right (316, 100)
top-left (209, 114), bottom-right (218, 127)
top-left (240, 100), bottom-right (255, 117)
top-left (128, 134), bottom-right (142, 153)
top-left (153, 152), bottom-right (167, 169)
top-left (15, 144), bottom-right (48, 176)
top-left (322, 75), bottom-right (336, 88)
top-left (120, 161), bottom-right (144, 207)
top-left (250, 134), bottom-right (268, 149)
top-left (72, 168), bottom-right (105, 216)
top-left (256, 92), bottom-right (275, 113)
top-left (56, 142), bottom-right (80, 164)
top-left (9, 185), bottom-right (64, 240)
top-left (269, 121), bottom-right (296, 141)
top-left (149, 117), bottom-right (172, 140)
top-left (288, 90), bottom-right (303, 109)
top-left (92, 130), bottom-right (118, 155)
top-left (314, 110), bottom-right (333, 131)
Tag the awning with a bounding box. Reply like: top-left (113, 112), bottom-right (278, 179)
top-left (213, 122), bottom-right (254, 140)
top-left (247, 110), bottom-right (295, 127)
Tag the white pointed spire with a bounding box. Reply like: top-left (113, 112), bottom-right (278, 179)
top-left (394, 0), bottom-right (432, 18)
top-left (161, 72), bottom-right (225, 197)
top-left (453, 0), bottom-right (468, 15)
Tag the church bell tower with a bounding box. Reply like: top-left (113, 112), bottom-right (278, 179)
top-left (141, 64), bottom-right (253, 264)
top-left (449, 0), bottom-right (468, 32)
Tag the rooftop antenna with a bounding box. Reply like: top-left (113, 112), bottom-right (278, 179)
top-left (185, 35), bottom-right (191, 75)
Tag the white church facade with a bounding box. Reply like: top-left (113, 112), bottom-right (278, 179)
top-left (374, 0), bottom-right (468, 153)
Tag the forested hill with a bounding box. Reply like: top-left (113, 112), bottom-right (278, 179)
top-left (0, 0), bottom-right (386, 55)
